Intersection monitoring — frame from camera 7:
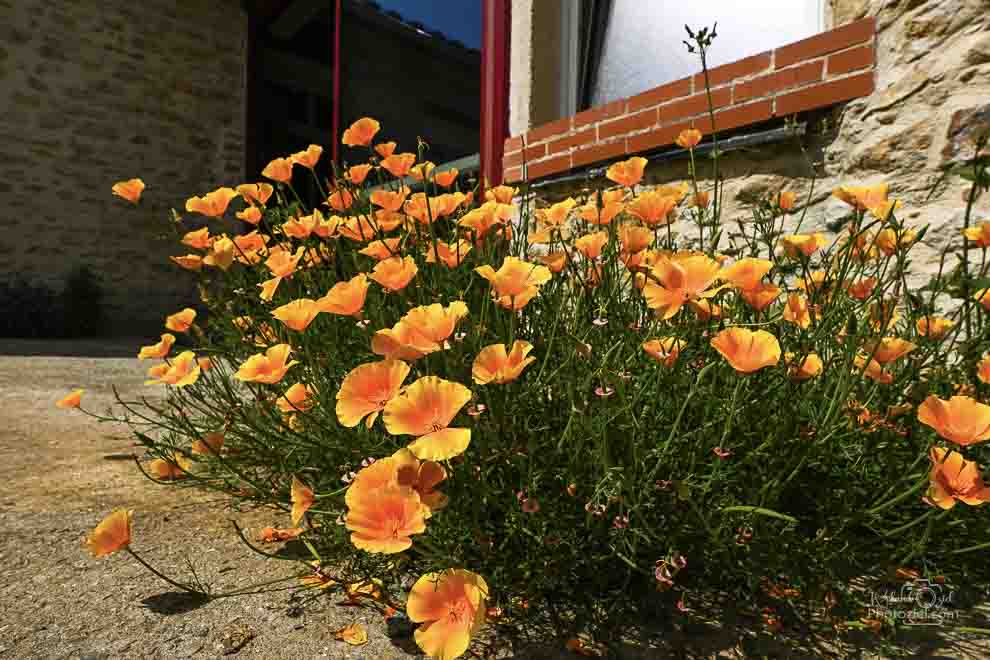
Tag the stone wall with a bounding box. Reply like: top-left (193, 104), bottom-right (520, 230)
top-left (526, 0), bottom-right (990, 293)
top-left (0, 0), bottom-right (248, 335)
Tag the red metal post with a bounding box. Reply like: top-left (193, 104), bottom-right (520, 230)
top-left (480, 0), bottom-right (510, 190)
top-left (332, 0), bottom-right (342, 166)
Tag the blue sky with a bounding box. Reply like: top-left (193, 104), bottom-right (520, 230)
top-left (373, 0), bottom-right (482, 49)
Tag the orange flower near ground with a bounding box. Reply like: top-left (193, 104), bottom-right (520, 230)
top-left (326, 187), bottom-right (354, 212)
top-left (374, 141), bottom-right (397, 158)
top-left (291, 476), bottom-right (315, 525)
top-left (236, 182), bottom-right (275, 206)
top-left (974, 288), bottom-right (990, 311)
top-left (155, 351), bottom-right (202, 387)
top-left (360, 237), bottom-right (403, 261)
top-left (111, 178), bottom-right (145, 204)
top-left (345, 484), bottom-right (428, 553)
top-left (618, 224), bottom-right (654, 254)
top-left (372, 321), bottom-right (441, 361)
top-left (472, 341), bottom-right (537, 384)
top-left (579, 201), bottom-right (624, 225)
top-left (460, 202), bottom-right (514, 239)
top-left (384, 376), bottom-right (472, 460)
top-left (337, 359), bottom-right (411, 428)
top-left (266, 245), bottom-right (305, 279)
top-left (962, 222), bottom-right (990, 248)
top-left (853, 354), bottom-right (893, 384)
top-left (833, 182), bottom-right (891, 211)
top-left (719, 258), bottom-right (773, 291)
top-left (862, 337), bottom-right (916, 364)
top-left (381, 153), bottom-right (417, 178)
top-left (149, 454), bottom-right (191, 480)
top-left (334, 623), bottom-right (370, 646)
top-left (317, 274), bottom-right (369, 317)
top-left (371, 186), bottom-right (411, 212)
top-left (606, 156), bottom-right (648, 187)
top-left (642, 337), bottom-right (684, 367)
top-left (235, 344), bottom-right (299, 384)
top-left (537, 252), bottom-right (568, 273)
top-left (342, 117), bottom-right (381, 146)
top-left (403, 302), bottom-right (469, 347)
top-left (979, 355), bottom-right (990, 384)
top-left (642, 254), bottom-right (725, 320)
top-left (170, 254), bottom-right (204, 271)
top-left (290, 144), bottom-right (322, 169)
top-left (181, 227), bottom-right (212, 250)
top-left (370, 256), bottom-right (419, 292)
top-left (407, 569), bottom-right (489, 660)
top-left (485, 185), bottom-right (518, 204)
top-left (783, 293), bottom-right (814, 329)
top-left (56, 389), bottom-right (84, 409)
top-left (185, 187), bottom-right (238, 217)
top-left (388, 447), bottom-right (449, 511)
top-left (165, 308), bottom-right (196, 333)
top-left (869, 199), bottom-right (902, 222)
top-left (144, 362), bottom-right (169, 383)
top-left (282, 212), bottom-right (319, 239)
top-left (425, 240), bottom-right (473, 268)
top-left (575, 231), bottom-right (609, 259)
top-left (710, 327), bottom-right (781, 373)
top-left (675, 128), bottom-right (702, 149)
top-left (786, 352), bottom-right (823, 381)
top-left (262, 157), bottom-right (294, 183)
top-left (257, 526), bottom-right (304, 543)
top-left (689, 190), bottom-right (710, 209)
top-left (434, 168), bottom-right (459, 187)
top-left (138, 333), bottom-right (176, 360)
top-left (690, 299), bottom-right (723, 320)
top-left (191, 432), bottom-right (224, 455)
top-left (740, 282), bottom-right (781, 311)
top-left (537, 197), bottom-right (577, 228)
top-left (475, 256), bottom-right (553, 310)
top-left (409, 161), bottom-right (436, 181)
top-left (917, 396), bottom-right (990, 447)
top-left (277, 383), bottom-right (317, 413)
top-left (86, 509), bottom-right (132, 557)
top-left (776, 191), bottom-right (797, 210)
top-left (780, 233), bottom-right (828, 259)
top-left (874, 228), bottom-right (916, 256)
top-left (926, 447), bottom-right (990, 509)
top-left (626, 191), bottom-right (678, 227)
top-left (346, 163), bottom-right (373, 185)
top-left (236, 205), bottom-right (263, 225)
top-left (846, 277), bottom-right (877, 301)
top-left (272, 298), bottom-right (322, 331)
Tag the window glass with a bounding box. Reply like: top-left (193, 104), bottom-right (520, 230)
top-left (591, 1), bottom-right (822, 107)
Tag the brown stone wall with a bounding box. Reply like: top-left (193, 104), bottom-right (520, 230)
top-left (0, 0), bottom-right (247, 335)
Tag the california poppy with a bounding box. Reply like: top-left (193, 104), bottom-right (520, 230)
top-left (846, 277), bottom-right (877, 301)
top-left (111, 178), bottom-right (145, 204)
top-left (719, 258), bottom-right (773, 292)
top-left (380, 153), bottom-right (417, 178)
top-left (334, 623), bottom-right (370, 646)
top-left (409, 161), bottom-right (436, 181)
top-left (917, 395), bottom-right (990, 447)
top-left (191, 432), bottom-right (224, 456)
top-left (979, 354), bottom-right (990, 384)
top-left (425, 240), bottom-right (473, 268)
top-left (277, 383), bottom-right (317, 414)
top-left (345, 484), bottom-right (428, 553)
top-left (360, 237), bottom-right (403, 261)
top-left (342, 117), bottom-right (381, 147)
top-left (406, 569), bottom-right (489, 660)
top-left (262, 157), bottom-right (294, 183)
top-left (642, 337), bottom-right (684, 367)
top-left (346, 163), bottom-right (373, 185)
top-left (575, 231), bottom-right (609, 259)
top-left (165, 308), bottom-right (196, 333)
top-left (642, 254), bottom-right (724, 320)
top-left (710, 327), bottom-right (781, 373)
top-left (675, 128), bottom-right (702, 150)
top-left (537, 198), bottom-right (577, 228)
top-left (780, 233), bottom-right (828, 259)
top-left (475, 257), bottom-right (552, 310)
top-left (374, 141), bottom-right (397, 158)
top-left (272, 298), bottom-right (321, 331)
top-left (337, 359), bottom-right (410, 428)
top-left (606, 156), bottom-right (648, 187)
top-left (317, 274), bottom-right (369, 317)
top-left (291, 144), bottom-right (322, 169)
top-left (833, 182), bottom-right (891, 211)
top-left (485, 185), bottom-right (517, 204)
top-left (170, 254), bottom-right (203, 271)
top-left (472, 341), bottom-right (537, 384)
top-left (372, 320), bottom-right (441, 361)
top-left (862, 337), bottom-right (916, 365)
top-left (926, 447), bottom-right (990, 509)
top-left (579, 202), bottom-right (623, 225)
top-left (326, 187), bottom-right (354, 212)
top-left (786, 352), bottom-right (823, 381)
top-left (370, 256), bottom-right (418, 292)
top-left (149, 454), bottom-right (191, 480)
top-left (236, 182), bottom-right (274, 206)
top-left (236, 205), bottom-right (262, 225)
top-left (235, 344), bottom-right (299, 384)
top-left (739, 282), bottom-right (781, 311)
top-left (257, 526), bottom-right (304, 543)
top-left (916, 316), bottom-right (955, 339)
top-left (138, 334), bottom-right (175, 360)
top-left (282, 212), bottom-right (318, 239)
top-left (86, 509), bottom-right (132, 557)
top-left (185, 187), bottom-right (238, 217)
top-left (775, 191), bottom-right (797, 211)
top-left (537, 252), bottom-right (568, 273)
top-left (962, 222), bottom-right (990, 248)
top-left (782, 293), bottom-right (814, 329)
top-left (853, 354), bottom-right (893, 384)
top-left (56, 388), bottom-right (84, 409)
top-left (155, 351), bottom-right (202, 387)
top-left (403, 302), bottom-right (469, 347)
top-left (291, 476), bottom-right (315, 525)
top-left (434, 168), bottom-right (459, 188)
top-left (384, 376), bottom-right (472, 460)
top-left (371, 186), bottom-right (411, 212)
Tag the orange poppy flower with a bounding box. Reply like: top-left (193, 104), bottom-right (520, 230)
top-left (874, 228), bottom-right (916, 256)
top-left (862, 337), bottom-right (916, 364)
top-left (337, 359), bottom-right (410, 428)
top-left (675, 128), bottom-right (702, 149)
top-left (485, 185), bottom-right (518, 204)
top-left (165, 308), bottom-right (196, 333)
top-left (977, 288), bottom-right (990, 311)
top-left (786, 352), bottom-right (823, 381)
top-left (780, 233), bottom-right (828, 259)
top-left (265, 245), bottom-right (305, 279)
top-left (111, 178), bottom-right (144, 204)
top-left (979, 354), bottom-right (990, 384)
top-left (291, 476), bottom-right (315, 525)
top-left (200, 236), bottom-right (235, 271)
top-left (425, 240), bottom-right (473, 268)
top-left (472, 341), bottom-right (536, 384)
top-left (262, 157), bottom-right (294, 183)
top-left (460, 201), bottom-right (514, 239)
top-left (384, 376), bottom-right (472, 460)
top-left (434, 168), bottom-right (459, 188)
top-left (235, 344), bottom-right (299, 384)
top-left (234, 229), bottom-right (271, 257)
top-left (626, 191), bottom-right (678, 227)
top-left (317, 274), bottom-right (369, 317)
top-left (579, 202), bottom-right (624, 225)
top-left (642, 254), bottom-right (725, 320)
top-left (739, 282), bottom-right (781, 311)
top-left (149, 454), bottom-right (191, 480)
top-left (853, 354), bottom-right (893, 384)
top-left (407, 569), bottom-right (489, 660)
top-left (257, 526), bottom-right (304, 543)
top-left (409, 161), bottom-right (436, 181)
top-left (277, 383), bottom-right (317, 413)
top-left (537, 252), bottom-right (568, 273)
top-left (962, 222), bottom-right (990, 248)
top-left (403, 302), bottom-right (469, 347)
top-left (431, 192), bottom-right (469, 219)
top-left (191, 432), bottom-right (224, 456)
top-left (185, 187), bottom-right (238, 217)
top-left (342, 117), bottom-right (381, 146)
top-left (374, 141), bottom-right (397, 158)
top-left (155, 351), bottom-right (201, 387)
top-left (618, 224), bottom-right (654, 254)
top-left (345, 484), bottom-right (428, 553)
top-left (775, 191), bottom-right (797, 211)
top-left (181, 227), bottom-right (212, 250)
top-left (606, 156), bottom-right (648, 187)
top-left (689, 298), bottom-right (723, 320)
top-left (236, 182), bottom-right (274, 206)
top-left (144, 362), bottom-right (170, 384)
top-left (689, 190), bottom-right (710, 209)
top-left (272, 298), bottom-right (321, 332)
top-left (282, 212), bottom-right (318, 239)
top-left (86, 509), bottom-right (132, 557)
top-left (346, 163), bottom-right (373, 185)
top-left (710, 327), bottom-right (781, 373)
top-left (236, 205), bottom-right (263, 225)
top-left (170, 254), bottom-right (203, 271)
top-left (290, 144), bottom-right (322, 169)
top-left (926, 447), bottom-right (990, 510)
top-left (575, 231), bottom-right (609, 259)
top-left (783, 293), bottom-right (814, 329)
top-left (360, 237), bottom-right (403, 261)
top-left (370, 256), bottom-right (418, 292)
top-left (533, 198), bottom-right (576, 229)
top-left (380, 153), bottom-right (417, 178)
top-left (371, 186), bottom-right (411, 212)
top-left (371, 321), bottom-right (440, 361)
top-left (138, 333), bottom-right (175, 360)
top-left (832, 183), bottom-right (891, 211)
top-left (326, 187), bottom-right (354, 212)
top-left (475, 257), bottom-right (552, 310)
top-left (642, 337), bottom-right (684, 367)
top-left (869, 199), bottom-right (902, 222)
top-left (917, 396), bottom-right (990, 447)
top-left (719, 258), bottom-right (773, 292)
top-left (56, 388), bottom-right (84, 409)
top-left (345, 448), bottom-right (447, 512)
top-left (846, 277), bottom-right (877, 301)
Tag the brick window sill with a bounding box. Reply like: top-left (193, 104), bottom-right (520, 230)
top-left (503, 17), bottom-right (877, 184)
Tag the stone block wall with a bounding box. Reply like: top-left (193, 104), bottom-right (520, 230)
top-left (0, 0), bottom-right (248, 335)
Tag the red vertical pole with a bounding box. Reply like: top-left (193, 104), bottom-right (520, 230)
top-left (332, 0), bottom-right (342, 166)
top-left (480, 0), bottom-right (510, 191)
